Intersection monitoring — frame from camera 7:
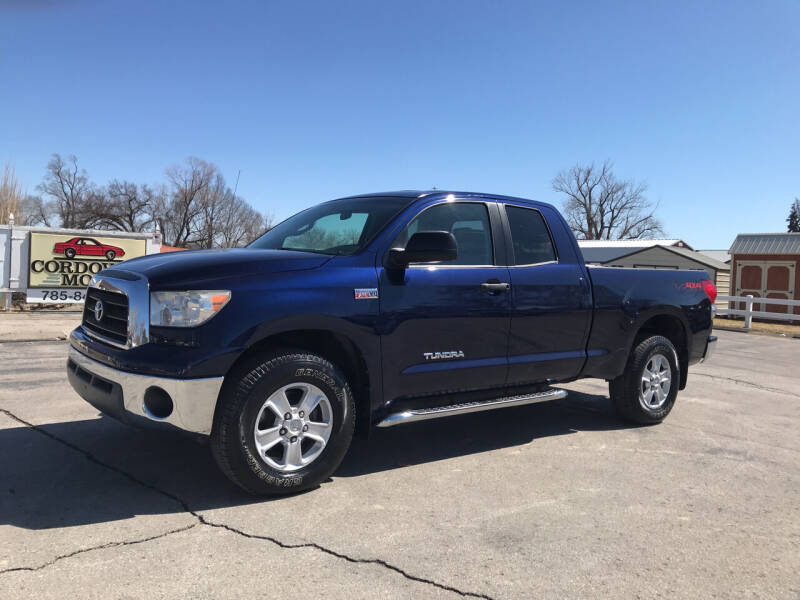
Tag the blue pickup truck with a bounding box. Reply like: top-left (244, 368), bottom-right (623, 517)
top-left (67, 191), bottom-right (717, 495)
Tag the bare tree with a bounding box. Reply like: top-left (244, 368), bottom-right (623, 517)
top-left (100, 180), bottom-right (160, 232)
top-left (196, 174), bottom-right (273, 248)
top-left (156, 157), bottom-right (216, 247)
top-left (0, 162), bottom-right (51, 226)
top-left (20, 196), bottom-right (57, 226)
top-left (552, 161), bottom-right (664, 240)
top-left (24, 153), bottom-right (267, 247)
top-left (196, 170), bottom-right (232, 248)
top-left (154, 158), bottom-right (273, 248)
top-left (37, 154), bottom-right (101, 228)
top-left (213, 196), bottom-right (273, 248)
top-left (158, 157), bottom-right (216, 247)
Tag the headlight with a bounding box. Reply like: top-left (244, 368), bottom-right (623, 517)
top-left (150, 290), bottom-right (231, 327)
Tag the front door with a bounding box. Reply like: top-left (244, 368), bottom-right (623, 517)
top-left (378, 200), bottom-right (511, 405)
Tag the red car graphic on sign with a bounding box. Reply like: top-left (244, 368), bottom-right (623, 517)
top-left (53, 237), bottom-right (125, 261)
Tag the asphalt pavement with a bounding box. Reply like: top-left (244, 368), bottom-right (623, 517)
top-left (0, 329), bottom-right (798, 599)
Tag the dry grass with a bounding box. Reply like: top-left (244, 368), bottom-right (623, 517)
top-left (0, 162), bottom-right (24, 224)
top-left (714, 316), bottom-right (800, 337)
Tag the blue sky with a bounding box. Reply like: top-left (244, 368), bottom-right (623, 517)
top-left (2, 0), bottom-right (798, 248)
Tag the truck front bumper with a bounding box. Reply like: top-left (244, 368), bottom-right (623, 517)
top-left (67, 346), bottom-right (224, 435)
top-left (699, 335), bottom-right (717, 363)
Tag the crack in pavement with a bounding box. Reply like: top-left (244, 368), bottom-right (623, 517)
top-left (0, 408), bottom-right (495, 600)
top-left (0, 524), bottom-right (199, 574)
top-left (692, 372), bottom-right (800, 399)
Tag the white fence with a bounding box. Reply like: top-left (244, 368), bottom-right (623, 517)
top-left (716, 294), bottom-right (800, 328)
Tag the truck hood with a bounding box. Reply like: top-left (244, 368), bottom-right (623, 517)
top-left (104, 248), bottom-right (331, 288)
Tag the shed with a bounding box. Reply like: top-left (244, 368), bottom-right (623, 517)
top-left (577, 239), bottom-right (694, 264)
top-left (729, 233), bottom-right (800, 317)
top-left (600, 244), bottom-right (730, 310)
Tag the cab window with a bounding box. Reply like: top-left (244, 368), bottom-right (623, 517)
top-left (396, 202), bottom-right (493, 266)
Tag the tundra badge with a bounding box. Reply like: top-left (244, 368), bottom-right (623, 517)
top-left (424, 351), bottom-right (465, 360)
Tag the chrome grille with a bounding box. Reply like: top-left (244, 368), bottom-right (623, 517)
top-left (83, 287), bottom-right (129, 346)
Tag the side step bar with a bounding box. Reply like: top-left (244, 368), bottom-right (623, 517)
top-left (376, 388), bottom-right (567, 428)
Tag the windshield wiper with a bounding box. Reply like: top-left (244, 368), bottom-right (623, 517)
top-left (277, 247), bottom-right (334, 256)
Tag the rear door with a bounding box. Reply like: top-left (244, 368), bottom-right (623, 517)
top-left (501, 202), bottom-right (593, 385)
top-left (378, 199), bottom-right (511, 403)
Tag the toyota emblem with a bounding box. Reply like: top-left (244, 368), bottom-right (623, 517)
top-left (94, 300), bottom-right (104, 322)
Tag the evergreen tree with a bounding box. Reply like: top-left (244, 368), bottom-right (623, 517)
top-left (788, 199), bottom-right (800, 233)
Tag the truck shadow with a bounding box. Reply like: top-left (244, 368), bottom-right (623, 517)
top-left (0, 390), bottom-right (634, 530)
top-left (337, 390), bottom-right (628, 477)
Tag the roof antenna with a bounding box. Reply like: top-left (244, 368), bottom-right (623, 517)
top-left (232, 169), bottom-right (241, 198)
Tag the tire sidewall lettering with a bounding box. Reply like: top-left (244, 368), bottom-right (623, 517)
top-left (238, 358), bottom-right (347, 488)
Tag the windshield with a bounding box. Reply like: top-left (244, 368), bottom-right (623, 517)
top-left (249, 196), bottom-right (412, 255)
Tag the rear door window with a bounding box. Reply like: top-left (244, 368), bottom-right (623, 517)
top-left (506, 205), bottom-right (556, 265)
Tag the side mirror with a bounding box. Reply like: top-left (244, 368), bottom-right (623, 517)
top-left (387, 231), bottom-right (458, 268)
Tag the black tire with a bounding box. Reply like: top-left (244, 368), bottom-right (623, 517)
top-left (211, 349), bottom-right (355, 496)
top-left (609, 335), bottom-right (680, 425)
top-left (105, 250), bottom-right (116, 260)
top-left (65, 248), bottom-right (76, 259)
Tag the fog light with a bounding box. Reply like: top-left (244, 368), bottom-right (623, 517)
top-left (143, 387), bottom-right (173, 419)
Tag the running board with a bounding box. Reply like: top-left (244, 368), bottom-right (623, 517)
top-left (376, 388), bottom-right (568, 428)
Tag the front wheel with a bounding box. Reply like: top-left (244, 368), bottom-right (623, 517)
top-left (609, 335), bottom-right (679, 424)
top-left (211, 349), bottom-right (355, 495)
top-left (105, 250), bottom-right (116, 260)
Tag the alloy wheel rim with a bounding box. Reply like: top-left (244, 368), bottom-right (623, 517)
top-left (639, 353), bottom-right (672, 411)
top-left (253, 382), bottom-right (333, 472)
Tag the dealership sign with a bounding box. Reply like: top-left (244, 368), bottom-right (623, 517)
top-left (27, 232), bottom-right (146, 302)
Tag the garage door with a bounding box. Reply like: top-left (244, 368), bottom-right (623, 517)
top-left (735, 260), bottom-right (796, 314)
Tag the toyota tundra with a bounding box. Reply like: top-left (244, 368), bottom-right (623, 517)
top-left (67, 191), bottom-right (717, 495)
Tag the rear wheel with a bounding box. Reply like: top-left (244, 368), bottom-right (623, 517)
top-left (610, 335), bottom-right (679, 424)
top-left (211, 349), bottom-right (355, 495)
top-left (64, 248), bottom-right (76, 259)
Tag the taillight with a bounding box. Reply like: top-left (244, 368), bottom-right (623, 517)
top-left (702, 279), bottom-right (717, 303)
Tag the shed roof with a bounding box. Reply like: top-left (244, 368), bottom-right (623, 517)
top-left (697, 249), bottom-right (731, 264)
top-left (600, 244), bottom-right (729, 271)
top-left (729, 233), bottom-right (800, 255)
top-left (656, 245), bottom-right (730, 271)
top-left (577, 239), bottom-right (693, 263)
top-left (577, 238), bottom-right (689, 248)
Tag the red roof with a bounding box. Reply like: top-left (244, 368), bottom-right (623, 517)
top-left (159, 244), bottom-right (187, 253)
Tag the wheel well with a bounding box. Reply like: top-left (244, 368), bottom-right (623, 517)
top-left (227, 329), bottom-right (372, 438)
top-left (635, 314), bottom-right (689, 389)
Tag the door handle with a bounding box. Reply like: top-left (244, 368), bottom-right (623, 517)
top-left (480, 280), bottom-right (510, 294)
